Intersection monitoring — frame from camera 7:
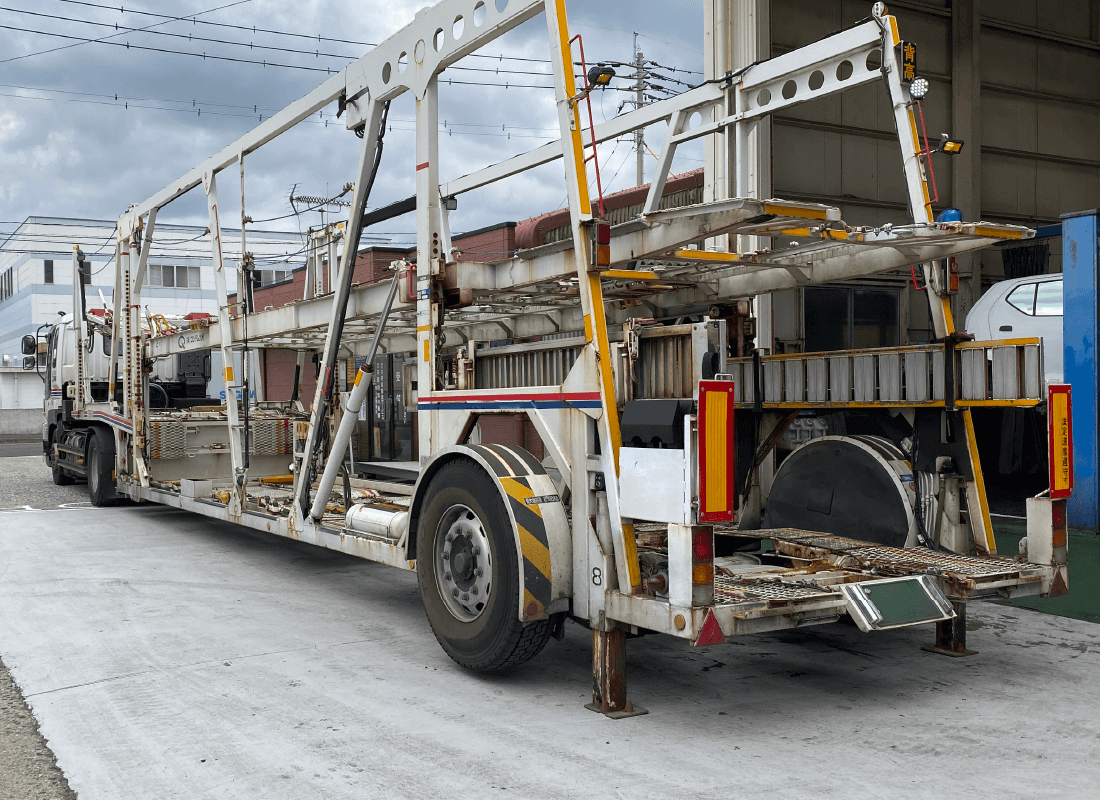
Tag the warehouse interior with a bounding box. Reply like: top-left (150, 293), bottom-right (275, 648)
top-left (754, 0), bottom-right (1095, 352)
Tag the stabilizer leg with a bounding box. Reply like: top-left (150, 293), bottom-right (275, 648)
top-left (922, 601), bottom-right (978, 657)
top-left (586, 628), bottom-right (648, 718)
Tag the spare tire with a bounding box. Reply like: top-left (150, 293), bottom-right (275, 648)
top-left (763, 435), bottom-right (916, 548)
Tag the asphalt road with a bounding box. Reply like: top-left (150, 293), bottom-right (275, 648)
top-left (0, 441), bottom-right (44, 459)
top-left (0, 455), bottom-right (89, 510)
top-left (1, 471), bottom-right (1098, 799)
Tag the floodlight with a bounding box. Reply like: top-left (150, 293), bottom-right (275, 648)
top-left (936, 134), bottom-right (964, 155)
top-left (587, 65), bottom-right (616, 87)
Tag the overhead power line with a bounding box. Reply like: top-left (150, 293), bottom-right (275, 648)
top-left (0, 20), bottom-right (584, 82)
top-left (0, 22), bottom-right (338, 72)
top-left (0, 6), bottom-right (562, 78)
top-left (0, 81), bottom-right (569, 133)
top-left (0, 0), bottom-right (250, 64)
top-left (0, 88), bottom-right (297, 122)
top-left (0, 84), bottom-right (566, 138)
top-left (52, 0), bottom-right (555, 64)
top-left (0, 80), bottom-right (282, 113)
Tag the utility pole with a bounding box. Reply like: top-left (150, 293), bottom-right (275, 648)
top-left (634, 33), bottom-right (645, 187)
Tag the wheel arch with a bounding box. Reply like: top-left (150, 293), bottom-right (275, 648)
top-left (408, 444), bottom-right (572, 622)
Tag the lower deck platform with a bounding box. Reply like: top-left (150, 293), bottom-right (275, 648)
top-left (737, 528), bottom-right (1053, 601)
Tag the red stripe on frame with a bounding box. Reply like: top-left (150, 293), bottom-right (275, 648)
top-left (416, 161), bottom-right (430, 171)
top-left (421, 391), bottom-right (600, 403)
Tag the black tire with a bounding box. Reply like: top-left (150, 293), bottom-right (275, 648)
top-left (87, 430), bottom-right (116, 507)
top-left (50, 426), bottom-right (74, 486)
top-left (416, 459), bottom-right (552, 671)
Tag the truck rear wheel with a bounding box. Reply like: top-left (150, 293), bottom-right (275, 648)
top-left (87, 430), bottom-right (116, 507)
top-left (50, 426), bottom-right (74, 486)
top-left (415, 459), bottom-right (551, 671)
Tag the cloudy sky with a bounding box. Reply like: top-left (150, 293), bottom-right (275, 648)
top-left (0, 0), bottom-right (708, 256)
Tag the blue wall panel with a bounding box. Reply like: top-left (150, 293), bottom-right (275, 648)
top-left (1062, 211), bottom-right (1098, 530)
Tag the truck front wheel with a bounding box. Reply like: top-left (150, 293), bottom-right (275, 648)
top-left (87, 430), bottom-right (116, 506)
top-left (415, 459), bottom-right (551, 671)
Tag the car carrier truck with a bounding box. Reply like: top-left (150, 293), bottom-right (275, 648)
top-left (28, 0), bottom-right (1072, 717)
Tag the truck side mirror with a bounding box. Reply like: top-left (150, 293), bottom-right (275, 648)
top-left (21, 334), bottom-right (36, 355)
top-left (22, 356), bottom-right (36, 370)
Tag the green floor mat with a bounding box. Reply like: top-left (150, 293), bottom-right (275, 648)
top-left (993, 519), bottom-right (1100, 625)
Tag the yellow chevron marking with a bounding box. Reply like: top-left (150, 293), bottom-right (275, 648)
top-left (500, 476), bottom-right (542, 518)
top-left (519, 525), bottom-right (552, 581)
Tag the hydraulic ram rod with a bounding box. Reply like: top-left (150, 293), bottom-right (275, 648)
top-left (309, 271), bottom-right (400, 521)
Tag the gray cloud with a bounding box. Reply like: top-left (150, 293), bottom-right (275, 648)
top-left (0, 0), bottom-right (706, 253)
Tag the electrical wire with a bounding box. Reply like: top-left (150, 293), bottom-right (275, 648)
top-left (252, 185), bottom-right (351, 224)
top-left (438, 77), bottom-right (553, 90)
top-left (0, 25), bottom-right (565, 84)
top-left (54, 0), bottom-right (557, 63)
top-left (0, 86), bottom-right (565, 133)
top-left (0, 6), bottom-right (563, 77)
top-left (905, 430), bottom-right (944, 552)
top-left (1, 80), bottom-right (566, 136)
top-left (0, 88), bottom-right (290, 121)
top-left (23, 1), bottom-right (630, 72)
top-left (0, 80), bottom-right (280, 113)
top-left (0, 0), bottom-right (250, 64)
top-left (646, 60), bottom-right (703, 77)
top-left (0, 22), bottom-right (340, 72)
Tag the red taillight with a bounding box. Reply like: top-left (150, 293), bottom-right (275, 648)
top-left (591, 221), bottom-right (612, 268)
top-left (1052, 499), bottom-right (1067, 529)
top-left (596, 221), bottom-right (611, 245)
top-left (692, 528), bottom-right (714, 561)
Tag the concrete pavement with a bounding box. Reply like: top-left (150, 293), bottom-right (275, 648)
top-left (1, 501), bottom-right (1098, 798)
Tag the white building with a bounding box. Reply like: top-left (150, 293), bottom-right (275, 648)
top-left (0, 216), bottom-right (305, 433)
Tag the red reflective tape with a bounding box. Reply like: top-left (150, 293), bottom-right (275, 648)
top-left (693, 610), bottom-right (726, 647)
top-left (320, 366), bottom-right (332, 397)
top-left (416, 161), bottom-right (430, 171)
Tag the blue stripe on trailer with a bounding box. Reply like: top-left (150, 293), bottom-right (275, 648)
top-left (84, 411), bottom-right (133, 433)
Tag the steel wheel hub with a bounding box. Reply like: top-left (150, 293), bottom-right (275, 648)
top-left (434, 504), bottom-right (493, 622)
